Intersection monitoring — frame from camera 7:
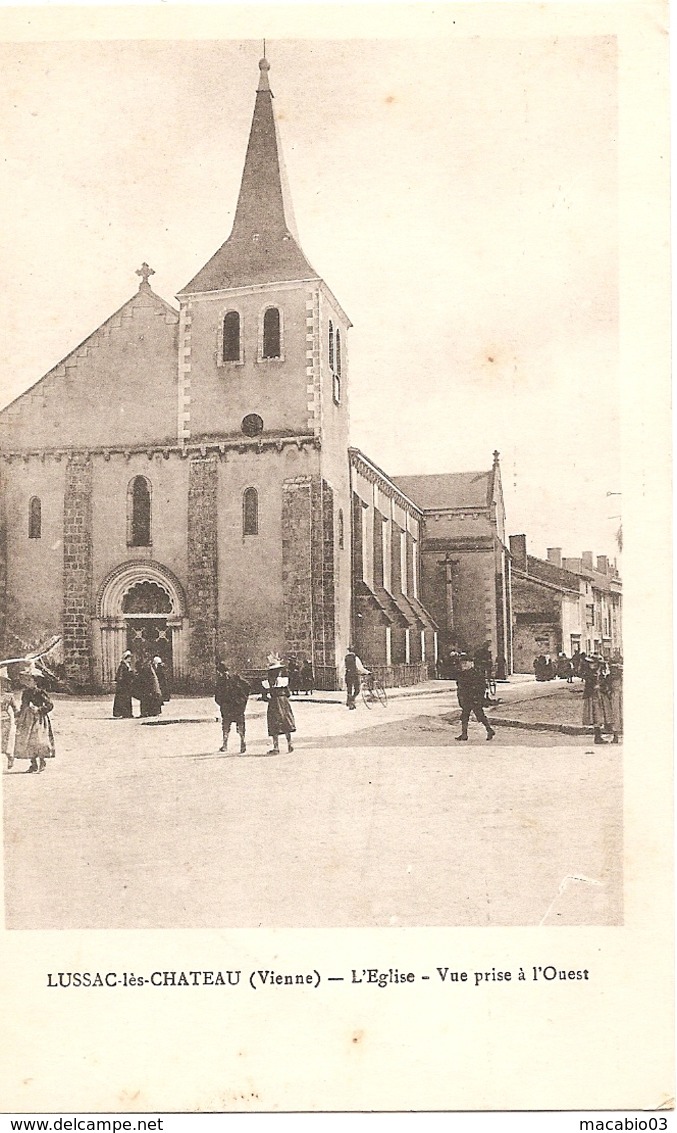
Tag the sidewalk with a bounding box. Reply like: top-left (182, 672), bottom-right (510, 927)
top-left (486, 681), bottom-right (594, 735)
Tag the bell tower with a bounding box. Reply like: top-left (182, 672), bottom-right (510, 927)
top-left (176, 56), bottom-right (352, 685)
top-left (176, 56), bottom-right (351, 451)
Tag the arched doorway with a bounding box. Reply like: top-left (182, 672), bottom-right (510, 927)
top-left (95, 561), bottom-right (187, 689)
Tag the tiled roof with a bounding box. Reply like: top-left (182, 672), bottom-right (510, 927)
top-left (393, 471), bottom-right (491, 511)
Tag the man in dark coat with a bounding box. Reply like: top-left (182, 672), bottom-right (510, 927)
top-left (215, 662), bottom-right (251, 754)
top-left (455, 656), bottom-right (496, 742)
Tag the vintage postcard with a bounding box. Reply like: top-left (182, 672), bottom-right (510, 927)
top-left (0, 1), bottom-right (671, 1118)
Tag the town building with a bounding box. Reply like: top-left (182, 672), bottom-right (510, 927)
top-left (0, 56), bottom-right (511, 691)
top-left (562, 551), bottom-right (623, 659)
top-left (509, 535), bottom-right (622, 672)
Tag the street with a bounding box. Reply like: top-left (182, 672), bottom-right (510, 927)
top-left (3, 680), bottom-right (622, 930)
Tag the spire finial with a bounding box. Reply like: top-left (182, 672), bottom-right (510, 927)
top-left (258, 51), bottom-right (271, 92)
top-left (135, 262), bottom-right (155, 290)
top-left (493, 449), bottom-right (500, 466)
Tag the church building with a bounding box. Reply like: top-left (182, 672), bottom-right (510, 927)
top-left (0, 57), bottom-right (512, 691)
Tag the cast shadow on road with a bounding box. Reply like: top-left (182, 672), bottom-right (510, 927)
top-left (310, 713), bottom-right (595, 748)
top-left (163, 749), bottom-right (287, 760)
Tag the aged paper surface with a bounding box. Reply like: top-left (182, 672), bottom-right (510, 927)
top-left (0, 1), bottom-right (671, 1115)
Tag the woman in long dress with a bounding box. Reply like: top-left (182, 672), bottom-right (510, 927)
top-left (152, 656), bottom-right (170, 704)
top-left (137, 657), bottom-right (163, 718)
top-left (606, 659), bottom-right (623, 743)
top-left (13, 677), bottom-right (55, 773)
top-left (1, 678), bottom-right (17, 770)
top-left (113, 651), bottom-right (134, 718)
top-left (261, 657), bottom-right (296, 755)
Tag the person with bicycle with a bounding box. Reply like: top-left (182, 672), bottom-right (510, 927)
top-left (344, 645), bottom-right (369, 710)
top-left (474, 643), bottom-right (498, 705)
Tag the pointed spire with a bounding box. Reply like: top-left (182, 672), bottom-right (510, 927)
top-left (180, 55), bottom-right (317, 294)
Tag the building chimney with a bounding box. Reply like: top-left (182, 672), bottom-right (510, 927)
top-left (563, 557), bottom-right (583, 574)
top-left (547, 548), bottom-right (562, 568)
top-left (597, 555), bottom-right (609, 574)
top-left (509, 534), bottom-right (527, 571)
top-left (582, 551), bottom-right (594, 569)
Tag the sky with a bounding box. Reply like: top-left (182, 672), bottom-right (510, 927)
top-left (0, 34), bottom-right (620, 562)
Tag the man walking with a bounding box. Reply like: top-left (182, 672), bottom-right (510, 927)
top-left (215, 661), bottom-right (251, 754)
top-left (455, 655), bottom-right (496, 742)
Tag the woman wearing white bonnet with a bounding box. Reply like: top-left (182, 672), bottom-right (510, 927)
top-left (261, 653), bottom-right (296, 755)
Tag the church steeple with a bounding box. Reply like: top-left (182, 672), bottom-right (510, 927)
top-left (180, 57), bottom-right (318, 294)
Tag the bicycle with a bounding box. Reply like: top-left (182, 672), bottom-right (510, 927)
top-left (361, 672), bottom-right (387, 708)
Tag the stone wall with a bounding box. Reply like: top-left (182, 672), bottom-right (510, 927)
top-left (282, 477), bottom-right (314, 660)
top-left (63, 455), bottom-right (93, 687)
top-left (282, 475), bottom-right (338, 688)
top-left (314, 477), bottom-right (336, 680)
top-left (187, 457), bottom-right (218, 688)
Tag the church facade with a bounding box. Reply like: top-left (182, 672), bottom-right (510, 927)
top-left (0, 58), bottom-right (512, 691)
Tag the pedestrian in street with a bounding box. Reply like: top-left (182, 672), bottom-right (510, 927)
top-left (153, 655), bottom-right (170, 704)
top-left (606, 657), bottom-right (623, 743)
top-left (137, 655), bottom-right (163, 718)
top-left (581, 655), bottom-right (609, 744)
top-left (474, 642), bottom-right (493, 683)
top-left (300, 657), bottom-right (314, 695)
top-left (287, 657), bottom-right (301, 697)
top-left (262, 655), bottom-right (295, 754)
top-left (344, 645), bottom-right (369, 710)
top-left (1, 671), bottom-right (17, 770)
top-left (13, 668), bottom-right (55, 773)
top-left (214, 661), bottom-right (251, 754)
top-left (455, 655), bottom-right (496, 742)
top-left (113, 651), bottom-right (135, 718)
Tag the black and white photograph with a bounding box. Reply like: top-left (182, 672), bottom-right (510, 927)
top-left (0, 2), bottom-right (671, 1118)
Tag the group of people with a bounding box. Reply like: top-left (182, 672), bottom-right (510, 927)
top-left (113, 652), bottom-right (170, 719)
top-left (215, 654), bottom-right (296, 755)
top-left (4, 638), bottom-right (624, 771)
top-left (533, 652), bottom-right (576, 682)
top-left (1, 662), bottom-right (56, 773)
top-left (286, 657), bottom-right (315, 697)
top-left (581, 654), bottom-right (623, 743)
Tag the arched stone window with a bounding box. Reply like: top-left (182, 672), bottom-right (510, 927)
top-left (328, 320), bottom-right (334, 371)
top-left (243, 487), bottom-right (259, 536)
top-left (28, 496), bottom-right (41, 539)
top-left (222, 311), bottom-right (241, 362)
top-left (262, 307), bottom-right (281, 360)
top-left (336, 328), bottom-right (342, 377)
top-left (127, 476), bottom-right (152, 547)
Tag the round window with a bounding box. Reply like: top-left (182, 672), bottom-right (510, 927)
top-left (242, 414), bottom-right (264, 438)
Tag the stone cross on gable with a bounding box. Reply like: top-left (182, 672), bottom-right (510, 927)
top-left (136, 262), bottom-right (155, 289)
